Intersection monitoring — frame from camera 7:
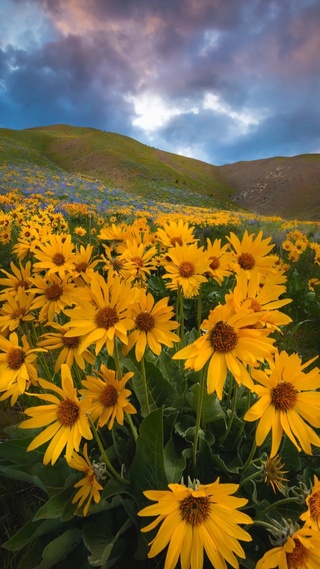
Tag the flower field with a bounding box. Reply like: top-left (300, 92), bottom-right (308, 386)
top-left (1, 181), bottom-right (320, 569)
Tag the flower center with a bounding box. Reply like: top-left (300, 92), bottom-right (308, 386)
top-left (100, 385), bottom-right (118, 407)
top-left (11, 307), bottom-right (26, 319)
top-left (210, 321), bottom-right (238, 353)
top-left (95, 307), bottom-right (119, 329)
top-left (209, 256), bottom-right (220, 270)
top-left (75, 262), bottom-right (88, 273)
top-left (52, 253), bottom-right (66, 266)
top-left (170, 236), bottom-right (183, 246)
top-left (112, 258), bottom-right (124, 271)
top-left (56, 398), bottom-right (80, 426)
top-left (179, 494), bottom-right (211, 526)
top-left (309, 491), bottom-right (320, 522)
top-left (131, 256), bottom-right (144, 267)
top-left (14, 279), bottom-right (29, 290)
top-left (271, 381), bottom-right (298, 411)
top-left (135, 312), bottom-right (155, 332)
top-left (179, 261), bottom-right (195, 278)
top-left (238, 252), bottom-right (255, 270)
top-left (7, 347), bottom-right (25, 370)
top-left (286, 539), bottom-right (309, 568)
top-left (46, 284), bottom-right (63, 300)
top-left (250, 298), bottom-right (262, 312)
top-left (62, 335), bottom-right (80, 348)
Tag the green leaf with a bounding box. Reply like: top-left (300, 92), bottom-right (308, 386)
top-left (33, 486), bottom-right (76, 520)
top-left (163, 437), bottom-right (186, 483)
top-left (2, 519), bottom-right (61, 552)
top-left (33, 529), bottom-right (82, 569)
top-left (185, 383), bottom-right (226, 427)
top-left (0, 437), bottom-right (43, 464)
top-left (145, 360), bottom-right (179, 409)
top-left (0, 464), bottom-right (48, 493)
top-left (83, 512), bottom-right (131, 567)
top-left (158, 350), bottom-right (187, 396)
top-left (129, 408), bottom-right (168, 504)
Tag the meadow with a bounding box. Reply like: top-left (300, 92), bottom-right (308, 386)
top-left (1, 148), bottom-right (320, 569)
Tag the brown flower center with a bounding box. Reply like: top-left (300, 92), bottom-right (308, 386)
top-left (238, 252), bottom-right (255, 270)
top-left (135, 312), bottom-right (155, 332)
top-left (179, 261), bottom-right (195, 278)
top-left (179, 494), bottom-right (211, 526)
top-left (75, 262), bottom-right (88, 273)
top-left (56, 398), bottom-right (80, 426)
top-left (309, 491), bottom-right (320, 522)
top-left (210, 321), bottom-right (238, 353)
top-left (271, 381), bottom-right (298, 411)
top-left (46, 284), bottom-right (63, 300)
top-left (286, 539), bottom-right (309, 568)
top-left (100, 385), bottom-right (118, 407)
top-left (52, 253), bottom-right (66, 266)
top-left (171, 236), bottom-right (183, 246)
top-left (112, 258), bottom-right (124, 271)
top-left (250, 298), bottom-right (262, 312)
top-left (95, 307), bottom-right (119, 329)
top-left (131, 256), bottom-right (144, 267)
top-left (11, 307), bottom-right (26, 319)
top-left (7, 347), bottom-right (25, 370)
top-left (209, 256), bottom-right (220, 270)
top-left (14, 279), bottom-right (29, 290)
top-left (62, 335), bottom-right (80, 348)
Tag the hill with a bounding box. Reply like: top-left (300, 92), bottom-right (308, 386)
top-left (1, 124), bottom-right (320, 220)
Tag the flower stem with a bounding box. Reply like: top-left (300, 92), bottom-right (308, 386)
top-left (192, 366), bottom-right (206, 469)
top-left (258, 497), bottom-right (301, 517)
top-left (177, 286), bottom-right (185, 345)
top-left (220, 381), bottom-right (238, 444)
top-left (242, 439), bottom-right (257, 475)
top-left (196, 285), bottom-right (203, 331)
top-left (141, 356), bottom-right (151, 415)
top-left (125, 411), bottom-right (138, 442)
top-left (239, 469), bottom-right (262, 488)
top-left (88, 416), bottom-right (129, 485)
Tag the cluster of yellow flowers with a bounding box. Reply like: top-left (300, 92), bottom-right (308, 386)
top-left (1, 209), bottom-right (320, 569)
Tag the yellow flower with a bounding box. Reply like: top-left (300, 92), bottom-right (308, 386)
top-left (0, 260), bottom-right (32, 297)
top-left (32, 233), bottom-right (76, 277)
top-left (227, 230), bottom-right (278, 277)
top-left (68, 443), bottom-right (103, 516)
top-left (37, 322), bottom-right (95, 372)
top-left (205, 238), bottom-right (233, 285)
top-left (19, 364), bottom-right (93, 465)
top-left (226, 270), bottom-right (292, 331)
top-left (0, 332), bottom-right (43, 396)
top-left (64, 273), bottom-right (135, 356)
top-left (72, 244), bottom-right (100, 284)
top-left (256, 527), bottom-right (320, 569)
top-left (244, 350), bottom-right (320, 456)
top-left (300, 475), bottom-right (320, 530)
top-left (173, 303), bottom-right (276, 398)
top-left (0, 287), bottom-right (35, 332)
top-left (118, 239), bottom-right (157, 282)
top-left (29, 273), bottom-right (81, 323)
top-left (138, 479), bottom-right (252, 569)
top-left (162, 243), bottom-right (209, 298)
top-left (155, 219), bottom-right (196, 249)
top-left (80, 365), bottom-right (136, 429)
top-left (123, 289), bottom-right (180, 361)
top-left (261, 454), bottom-right (289, 493)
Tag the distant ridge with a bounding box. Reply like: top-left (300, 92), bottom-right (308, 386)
top-left (1, 124), bottom-right (320, 220)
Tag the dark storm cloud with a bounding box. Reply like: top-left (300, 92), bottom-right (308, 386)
top-left (1, 0), bottom-right (320, 164)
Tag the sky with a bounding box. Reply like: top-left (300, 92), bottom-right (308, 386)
top-left (1, 0), bottom-right (320, 166)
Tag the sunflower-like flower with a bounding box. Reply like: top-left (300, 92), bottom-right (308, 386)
top-left (155, 219), bottom-right (196, 249)
top-left (244, 350), bottom-right (320, 456)
top-left (71, 243), bottom-right (100, 285)
top-left (118, 239), bottom-right (158, 282)
top-left (162, 243), bottom-right (209, 298)
top-left (227, 230), bottom-right (279, 277)
top-left (173, 302), bottom-right (276, 398)
top-left (19, 364), bottom-right (93, 465)
top-left (300, 475), bottom-right (320, 530)
top-left (122, 289), bottom-right (180, 361)
top-left (0, 332), bottom-right (44, 396)
top-left (29, 273), bottom-right (82, 322)
top-left (138, 478), bottom-right (252, 569)
top-left (80, 365), bottom-right (136, 429)
top-left (205, 238), bottom-right (233, 285)
top-left (68, 443), bottom-right (104, 516)
top-left (261, 453), bottom-right (289, 493)
top-left (256, 526), bottom-right (320, 569)
top-left (0, 287), bottom-right (35, 332)
top-left (226, 270), bottom-right (292, 331)
top-left (37, 322), bottom-right (95, 372)
top-left (32, 233), bottom-right (76, 277)
top-left (0, 260), bottom-right (32, 298)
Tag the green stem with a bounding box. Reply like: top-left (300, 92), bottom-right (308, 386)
top-left (196, 285), bottom-right (203, 331)
top-left (88, 416), bottom-right (129, 485)
top-left (220, 381), bottom-right (238, 444)
top-left (192, 366), bottom-right (206, 469)
top-left (242, 439), bottom-right (257, 475)
top-left (178, 286), bottom-right (185, 345)
top-left (125, 412), bottom-right (138, 442)
top-left (141, 356), bottom-right (151, 415)
top-left (258, 497), bottom-right (300, 518)
top-left (239, 469), bottom-right (262, 488)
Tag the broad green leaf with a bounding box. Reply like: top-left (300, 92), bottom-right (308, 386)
top-left (33, 529), bottom-right (82, 569)
top-left (129, 408), bottom-right (168, 504)
top-left (185, 383), bottom-right (226, 427)
top-left (83, 511), bottom-right (131, 567)
top-left (158, 350), bottom-right (187, 396)
top-left (164, 437), bottom-right (186, 483)
top-left (0, 437), bottom-right (43, 464)
top-left (33, 486), bottom-right (76, 520)
top-left (2, 519), bottom-right (61, 552)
